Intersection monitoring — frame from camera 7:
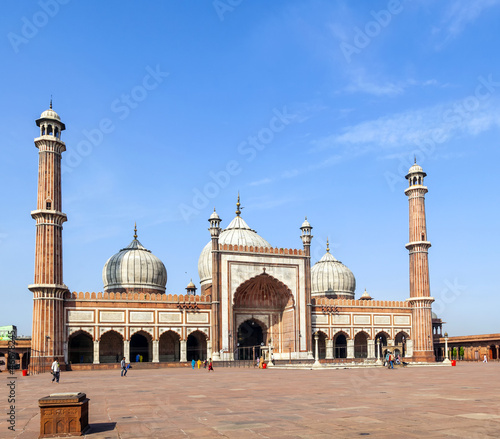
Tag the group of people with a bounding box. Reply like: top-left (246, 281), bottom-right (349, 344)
top-left (191, 358), bottom-right (214, 371)
top-left (385, 352), bottom-right (405, 369)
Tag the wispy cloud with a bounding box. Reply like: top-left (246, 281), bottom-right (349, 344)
top-left (343, 72), bottom-right (440, 97)
top-left (249, 178), bottom-right (273, 187)
top-left (312, 98), bottom-right (500, 151)
top-left (434, 0), bottom-right (500, 48)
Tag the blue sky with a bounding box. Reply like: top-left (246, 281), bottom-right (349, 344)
top-left (1, 0), bottom-right (499, 337)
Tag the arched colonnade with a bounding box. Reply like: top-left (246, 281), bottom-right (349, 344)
top-left (312, 330), bottom-right (411, 360)
top-left (67, 328), bottom-right (210, 364)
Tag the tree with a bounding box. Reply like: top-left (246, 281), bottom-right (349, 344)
top-left (459, 346), bottom-right (465, 360)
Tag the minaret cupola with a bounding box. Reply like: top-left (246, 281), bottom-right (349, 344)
top-left (36, 99), bottom-right (66, 139)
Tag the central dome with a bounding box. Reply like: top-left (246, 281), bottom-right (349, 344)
top-left (198, 213), bottom-right (271, 286)
top-left (103, 228), bottom-right (167, 293)
top-left (311, 241), bottom-right (356, 298)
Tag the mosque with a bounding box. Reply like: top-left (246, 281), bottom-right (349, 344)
top-left (29, 104), bottom-right (436, 370)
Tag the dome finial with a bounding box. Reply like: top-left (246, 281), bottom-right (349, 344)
top-left (50, 95), bottom-right (52, 109)
top-left (236, 192), bottom-right (241, 216)
top-left (133, 222), bottom-right (138, 240)
top-left (414, 155), bottom-right (417, 164)
top-left (326, 238), bottom-right (330, 253)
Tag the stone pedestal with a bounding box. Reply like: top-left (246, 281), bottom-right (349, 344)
top-left (39, 392), bottom-right (89, 438)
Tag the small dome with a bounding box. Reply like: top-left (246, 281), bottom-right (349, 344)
top-left (432, 312), bottom-right (438, 319)
top-left (301, 217), bottom-right (312, 229)
top-left (103, 234), bottom-right (167, 293)
top-left (405, 160), bottom-right (426, 179)
top-left (198, 214), bottom-right (271, 286)
top-left (40, 108), bottom-right (61, 121)
top-left (311, 243), bottom-right (356, 298)
top-left (186, 280), bottom-right (196, 289)
top-left (360, 289), bottom-right (372, 300)
top-left (209, 209), bottom-right (220, 220)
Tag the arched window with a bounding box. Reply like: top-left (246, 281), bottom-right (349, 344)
top-left (47, 125), bottom-right (53, 135)
top-left (54, 127), bottom-right (59, 138)
top-left (41, 126), bottom-right (46, 135)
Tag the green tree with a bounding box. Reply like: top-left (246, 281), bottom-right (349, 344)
top-left (452, 347), bottom-right (457, 359)
top-left (459, 346), bottom-right (464, 360)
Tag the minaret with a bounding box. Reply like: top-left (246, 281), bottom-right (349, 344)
top-left (405, 160), bottom-right (435, 362)
top-left (209, 207), bottom-right (222, 360)
top-left (300, 217), bottom-right (313, 358)
top-left (28, 102), bottom-right (68, 371)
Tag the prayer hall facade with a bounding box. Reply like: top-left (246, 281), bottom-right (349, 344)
top-left (29, 105), bottom-right (436, 370)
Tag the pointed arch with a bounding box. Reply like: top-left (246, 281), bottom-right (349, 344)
top-left (233, 272), bottom-right (294, 309)
top-left (159, 330), bottom-right (180, 362)
top-left (187, 330), bottom-right (207, 361)
top-left (99, 330), bottom-right (123, 363)
top-left (354, 331), bottom-right (369, 358)
top-left (68, 330), bottom-right (94, 364)
top-left (334, 331), bottom-right (349, 358)
top-left (130, 330), bottom-right (152, 362)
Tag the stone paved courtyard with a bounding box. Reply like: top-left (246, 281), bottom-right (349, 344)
top-left (2, 362), bottom-right (500, 438)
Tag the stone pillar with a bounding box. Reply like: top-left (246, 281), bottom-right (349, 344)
top-left (376, 339), bottom-right (382, 365)
top-left (19, 353), bottom-right (24, 370)
top-left (406, 340), bottom-right (413, 358)
top-left (207, 340), bottom-right (212, 360)
top-left (93, 340), bottom-right (99, 364)
top-left (347, 339), bottom-right (355, 359)
top-left (180, 340), bottom-right (187, 362)
top-left (442, 335), bottom-right (451, 364)
top-left (152, 340), bottom-right (159, 363)
top-left (326, 339), bottom-right (333, 359)
top-left (313, 333), bottom-right (321, 368)
top-left (124, 340), bottom-right (130, 363)
top-left (368, 339), bottom-right (375, 359)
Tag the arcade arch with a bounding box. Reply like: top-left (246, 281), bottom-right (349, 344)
top-left (159, 330), bottom-right (180, 362)
top-left (130, 330), bottom-right (152, 362)
top-left (99, 330), bottom-right (123, 363)
top-left (354, 331), bottom-right (369, 358)
top-left (334, 332), bottom-right (348, 359)
top-left (68, 331), bottom-right (93, 364)
top-left (187, 330), bottom-right (207, 361)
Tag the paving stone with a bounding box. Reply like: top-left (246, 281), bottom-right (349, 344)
top-left (1, 362), bottom-right (500, 438)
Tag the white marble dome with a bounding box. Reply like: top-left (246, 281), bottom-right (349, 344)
top-left (311, 242), bottom-right (356, 298)
top-left (103, 234), bottom-right (167, 293)
top-left (198, 214), bottom-right (271, 286)
top-left (40, 108), bottom-right (61, 121)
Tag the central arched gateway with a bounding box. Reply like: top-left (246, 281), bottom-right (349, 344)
top-left (233, 272), bottom-right (295, 358)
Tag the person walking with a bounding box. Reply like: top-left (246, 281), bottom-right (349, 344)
top-left (483, 354), bottom-right (488, 363)
top-left (197, 359), bottom-right (202, 369)
top-left (51, 358), bottom-right (60, 383)
top-left (208, 358), bottom-right (214, 372)
top-left (191, 359), bottom-right (196, 369)
top-left (121, 357), bottom-right (128, 376)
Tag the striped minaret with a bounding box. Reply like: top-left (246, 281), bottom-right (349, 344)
top-left (405, 160), bottom-right (435, 362)
top-left (28, 102), bottom-right (68, 371)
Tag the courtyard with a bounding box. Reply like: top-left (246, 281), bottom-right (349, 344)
top-left (2, 362), bottom-right (499, 438)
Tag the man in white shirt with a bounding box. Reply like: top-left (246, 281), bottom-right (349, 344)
top-left (51, 358), bottom-right (60, 383)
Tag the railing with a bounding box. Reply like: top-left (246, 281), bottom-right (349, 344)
top-left (28, 350), bottom-right (51, 375)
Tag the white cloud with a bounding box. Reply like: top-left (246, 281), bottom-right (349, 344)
top-left (248, 178), bottom-right (273, 187)
top-left (435, 0), bottom-right (500, 48)
top-left (343, 73), bottom-right (440, 97)
top-left (313, 98), bottom-right (500, 151)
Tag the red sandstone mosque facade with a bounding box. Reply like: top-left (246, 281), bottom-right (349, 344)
top-left (28, 105), bottom-right (438, 370)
